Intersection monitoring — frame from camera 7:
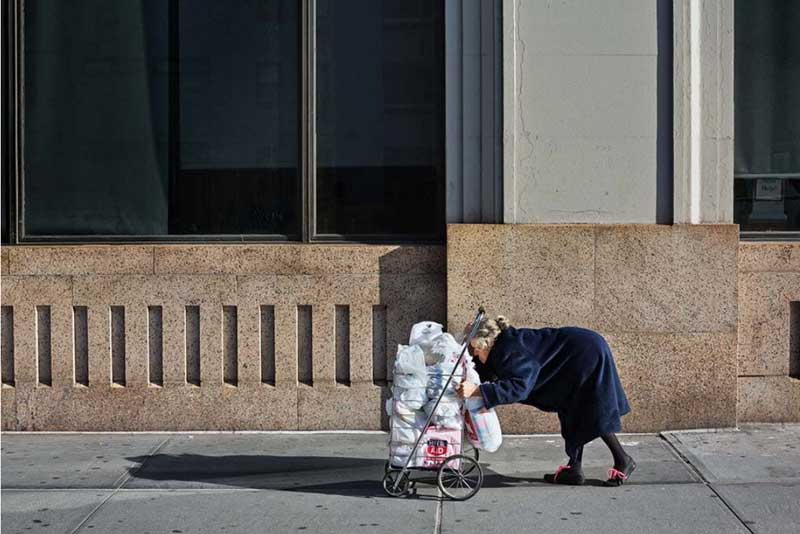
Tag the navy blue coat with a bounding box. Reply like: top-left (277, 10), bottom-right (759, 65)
top-left (476, 326), bottom-right (630, 459)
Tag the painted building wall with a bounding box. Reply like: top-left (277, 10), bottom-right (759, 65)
top-left (503, 0), bottom-right (661, 223)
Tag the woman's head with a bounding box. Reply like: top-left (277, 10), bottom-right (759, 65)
top-left (467, 315), bottom-right (511, 363)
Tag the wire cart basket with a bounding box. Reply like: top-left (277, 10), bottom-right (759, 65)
top-left (382, 307), bottom-right (486, 501)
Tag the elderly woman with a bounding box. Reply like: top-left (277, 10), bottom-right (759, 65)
top-left (456, 316), bottom-right (636, 486)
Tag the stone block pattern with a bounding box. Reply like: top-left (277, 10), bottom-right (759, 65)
top-left (448, 224), bottom-right (740, 433)
top-left (1, 245), bottom-right (445, 430)
top-left (737, 242), bottom-right (800, 422)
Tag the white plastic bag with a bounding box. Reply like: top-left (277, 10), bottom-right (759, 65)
top-left (393, 344), bottom-right (427, 388)
top-left (409, 321), bottom-right (443, 348)
top-left (423, 398), bottom-right (460, 418)
top-left (392, 387), bottom-right (427, 411)
top-left (388, 444), bottom-right (414, 468)
top-left (464, 396), bottom-right (503, 452)
top-left (425, 361), bottom-right (462, 399)
top-left (426, 333), bottom-right (463, 365)
top-left (465, 366), bottom-right (481, 386)
top-left (422, 398), bottom-right (463, 429)
top-left (390, 425), bottom-right (422, 445)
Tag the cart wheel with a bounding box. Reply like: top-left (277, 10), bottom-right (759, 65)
top-left (461, 443), bottom-right (480, 465)
top-left (437, 455), bottom-right (483, 501)
top-left (382, 469), bottom-right (411, 498)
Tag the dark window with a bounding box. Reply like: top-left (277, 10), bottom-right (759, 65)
top-left (9, 0), bottom-right (444, 242)
top-left (734, 1), bottom-right (800, 234)
top-left (173, 1), bottom-right (299, 236)
top-left (21, 0), bottom-right (299, 238)
top-left (315, 0), bottom-right (444, 238)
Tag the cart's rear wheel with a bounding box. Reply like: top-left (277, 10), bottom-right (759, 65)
top-left (382, 469), bottom-right (411, 498)
top-left (460, 443), bottom-right (480, 475)
top-left (437, 454), bottom-right (482, 501)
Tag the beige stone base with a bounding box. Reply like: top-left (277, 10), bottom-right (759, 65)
top-left (736, 242), bottom-right (800, 424)
top-left (1, 245), bottom-right (441, 431)
top-left (737, 377), bottom-right (800, 422)
top-left (2, 383), bottom-right (388, 431)
top-left (447, 224), bottom-right (740, 433)
top-left (3, 233), bottom-right (798, 431)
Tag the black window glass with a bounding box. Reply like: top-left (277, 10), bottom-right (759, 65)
top-left (24, 0), bottom-right (170, 236)
top-left (315, 0), bottom-right (445, 238)
top-left (174, 1), bottom-right (299, 235)
top-left (23, 0), bottom-right (299, 237)
top-left (734, 1), bottom-right (800, 232)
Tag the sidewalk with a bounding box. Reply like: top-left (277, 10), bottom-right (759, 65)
top-left (1, 425), bottom-right (798, 534)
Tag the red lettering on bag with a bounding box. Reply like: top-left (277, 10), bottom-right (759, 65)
top-left (426, 439), bottom-right (448, 457)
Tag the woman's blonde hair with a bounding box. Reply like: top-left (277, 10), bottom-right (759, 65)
top-left (470, 315), bottom-right (511, 350)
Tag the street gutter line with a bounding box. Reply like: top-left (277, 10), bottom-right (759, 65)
top-left (434, 486), bottom-right (443, 534)
top-left (67, 436), bottom-right (171, 534)
top-left (659, 433), bottom-right (755, 534)
top-left (2, 430), bottom-right (389, 435)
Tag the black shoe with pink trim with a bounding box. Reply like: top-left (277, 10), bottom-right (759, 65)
top-left (605, 455), bottom-right (636, 487)
top-left (543, 465), bottom-right (586, 486)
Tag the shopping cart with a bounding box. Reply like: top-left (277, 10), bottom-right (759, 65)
top-left (382, 307), bottom-right (486, 501)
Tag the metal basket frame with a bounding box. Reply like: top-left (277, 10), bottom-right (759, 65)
top-left (387, 307), bottom-right (486, 496)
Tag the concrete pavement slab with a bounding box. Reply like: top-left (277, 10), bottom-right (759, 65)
top-left (1, 434), bottom-right (169, 489)
top-left (441, 484), bottom-right (749, 534)
top-left (123, 434), bottom-right (694, 491)
top-left (0, 490), bottom-right (111, 534)
top-left (714, 483), bottom-right (800, 534)
top-left (477, 434), bottom-right (698, 484)
top-left (663, 425), bottom-right (800, 483)
top-left (73, 489), bottom-right (437, 534)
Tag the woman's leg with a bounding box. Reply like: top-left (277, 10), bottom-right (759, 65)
top-left (600, 433), bottom-right (628, 468)
top-left (568, 445), bottom-right (584, 468)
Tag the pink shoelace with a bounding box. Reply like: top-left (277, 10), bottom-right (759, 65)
top-left (607, 467), bottom-right (628, 481)
top-left (553, 465), bottom-right (571, 482)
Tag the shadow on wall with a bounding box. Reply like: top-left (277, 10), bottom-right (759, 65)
top-left (124, 453), bottom-right (592, 498)
top-left (375, 247), bottom-right (447, 430)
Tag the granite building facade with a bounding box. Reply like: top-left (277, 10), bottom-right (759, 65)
top-left (2, 1), bottom-right (798, 431)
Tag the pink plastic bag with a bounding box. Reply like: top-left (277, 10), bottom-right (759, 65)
top-left (418, 426), bottom-right (462, 469)
top-left (464, 397), bottom-right (503, 452)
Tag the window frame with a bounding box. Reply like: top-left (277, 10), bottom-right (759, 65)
top-left (733, 1), bottom-right (800, 241)
top-left (735, 172), bottom-right (800, 240)
top-left (3, 0), bottom-right (446, 245)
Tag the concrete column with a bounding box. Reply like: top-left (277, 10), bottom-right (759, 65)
top-left (673, 0), bottom-right (734, 223)
top-left (446, 0), bottom-right (503, 224)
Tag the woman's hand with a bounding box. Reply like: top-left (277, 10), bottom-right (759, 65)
top-left (456, 381), bottom-right (480, 399)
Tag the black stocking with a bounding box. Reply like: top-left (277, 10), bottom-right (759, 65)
top-left (601, 433), bottom-right (628, 468)
top-left (568, 445), bottom-right (584, 468)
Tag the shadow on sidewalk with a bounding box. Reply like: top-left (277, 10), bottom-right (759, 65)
top-left (125, 454), bottom-right (609, 498)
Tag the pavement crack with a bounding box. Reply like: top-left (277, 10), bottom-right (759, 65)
top-left (659, 433), bottom-right (707, 483)
top-left (67, 490), bottom-right (118, 534)
top-left (660, 433), bottom-right (756, 534)
top-left (68, 436), bottom-right (171, 534)
top-left (434, 486), bottom-right (443, 534)
top-left (113, 436), bottom-right (171, 489)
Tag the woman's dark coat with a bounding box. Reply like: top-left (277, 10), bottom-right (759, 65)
top-left (476, 326), bottom-right (630, 459)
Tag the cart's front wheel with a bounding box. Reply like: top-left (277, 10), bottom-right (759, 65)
top-left (437, 455), bottom-right (483, 501)
top-left (382, 469), bottom-right (411, 498)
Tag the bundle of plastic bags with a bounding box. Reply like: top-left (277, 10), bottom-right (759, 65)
top-left (387, 320), bottom-right (504, 466)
